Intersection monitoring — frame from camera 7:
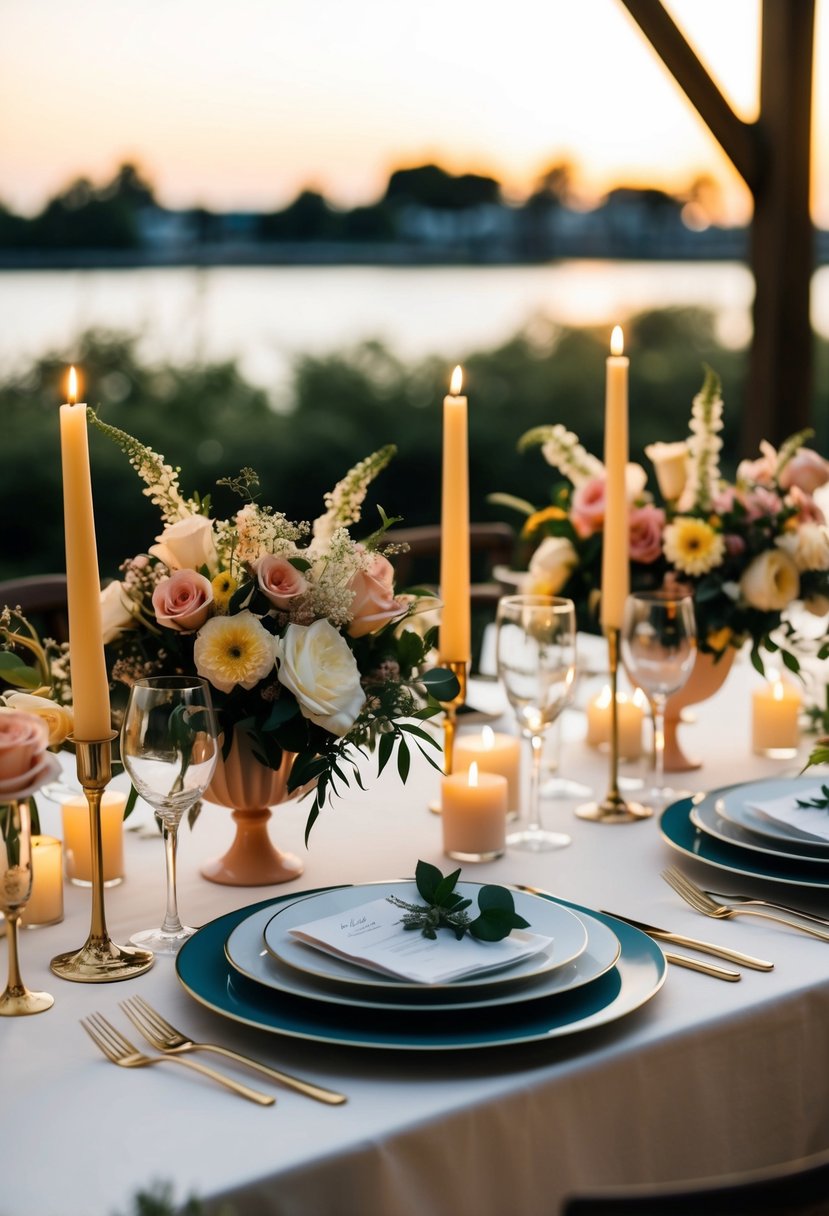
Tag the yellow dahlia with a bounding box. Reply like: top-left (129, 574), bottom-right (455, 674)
top-left (211, 571), bottom-right (238, 613)
top-left (663, 516), bottom-right (725, 577)
top-left (193, 610), bottom-right (276, 693)
top-left (521, 505), bottom-right (567, 538)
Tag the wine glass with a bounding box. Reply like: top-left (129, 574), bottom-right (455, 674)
top-left (496, 595), bottom-right (577, 851)
top-left (121, 676), bottom-right (218, 954)
top-left (0, 800), bottom-right (54, 1015)
top-left (621, 591), bottom-right (697, 809)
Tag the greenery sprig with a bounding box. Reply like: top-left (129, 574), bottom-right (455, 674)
top-left (387, 860), bottom-right (530, 942)
top-left (796, 781), bottom-right (829, 811)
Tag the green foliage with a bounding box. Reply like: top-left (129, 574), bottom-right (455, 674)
top-left (386, 860), bottom-right (530, 941)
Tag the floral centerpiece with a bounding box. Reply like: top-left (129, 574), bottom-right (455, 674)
top-left (493, 368), bottom-right (829, 671)
top-left (2, 420), bottom-right (458, 842)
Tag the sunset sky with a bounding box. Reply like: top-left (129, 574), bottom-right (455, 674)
top-left (2, 0), bottom-right (828, 226)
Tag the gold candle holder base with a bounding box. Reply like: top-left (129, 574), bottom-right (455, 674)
top-left (575, 627), bottom-right (652, 825)
top-left (50, 734), bottom-right (153, 983)
top-left (429, 659), bottom-right (469, 815)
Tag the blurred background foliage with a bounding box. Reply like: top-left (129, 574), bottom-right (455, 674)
top-left (0, 305), bottom-right (780, 583)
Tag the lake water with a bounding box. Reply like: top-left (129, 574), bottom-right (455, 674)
top-left (3, 259), bottom-right (829, 400)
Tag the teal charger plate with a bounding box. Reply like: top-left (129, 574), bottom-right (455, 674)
top-left (176, 888), bottom-right (666, 1051)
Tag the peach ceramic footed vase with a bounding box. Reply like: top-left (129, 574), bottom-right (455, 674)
top-left (662, 648), bottom-right (736, 771)
top-left (201, 729), bottom-right (312, 886)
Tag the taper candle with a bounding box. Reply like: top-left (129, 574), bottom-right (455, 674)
top-left (59, 367), bottom-right (111, 741)
top-left (600, 327), bottom-right (630, 631)
top-left (439, 365), bottom-right (471, 663)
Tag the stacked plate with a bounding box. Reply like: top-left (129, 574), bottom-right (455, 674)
top-left (661, 777), bottom-right (829, 890)
top-left (176, 881), bottom-right (668, 1051)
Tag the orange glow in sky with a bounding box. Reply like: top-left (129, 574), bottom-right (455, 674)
top-left (1, 0), bottom-right (827, 226)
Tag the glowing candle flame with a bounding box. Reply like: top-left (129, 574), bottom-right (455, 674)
top-left (610, 326), bottom-right (624, 357)
top-left (481, 725), bottom-right (495, 750)
top-left (449, 365), bottom-right (463, 396)
top-left (773, 681), bottom-right (784, 702)
top-left (67, 366), bottom-right (78, 404)
top-left (468, 761), bottom-right (479, 788)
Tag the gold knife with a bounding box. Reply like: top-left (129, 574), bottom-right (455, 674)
top-left (600, 911), bottom-right (774, 971)
top-left (663, 951), bottom-right (741, 981)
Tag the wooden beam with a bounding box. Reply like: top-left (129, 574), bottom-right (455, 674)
top-left (618, 0), bottom-right (760, 191)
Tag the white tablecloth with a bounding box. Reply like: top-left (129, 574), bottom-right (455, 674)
top-left (3, 656), bottom-right (829, 1216)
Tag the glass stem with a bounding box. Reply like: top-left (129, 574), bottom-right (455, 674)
top-left (528, 733), bottom-right (544, 834)
top-left (5, 911), bottom-right (25, 997)
top-left (652, 693), bottom-right (667, 791)
top-left (160, 819), bottom-right (183, 935)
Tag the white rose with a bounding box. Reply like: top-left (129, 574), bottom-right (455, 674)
top-left (100, 580), bottom-right (134, 644)
top-left (804, 593), bottom-right (829, 617)
top-left (776, 524), bottom-right (829, 573)
top-left (644, 441), bottom-right (689, 502)
top-left (528, 536), bottom-right (579, 595)
top-left (276, 619), bottom-right (366, 737)
top-left (3, 691), bottom-right (73, 747)
top-left (740, 549), bottom-right (800, 611)
top-left (625, 462), bottom-right (648, 501)
top-left (149, 515), bottom-right (218, 573)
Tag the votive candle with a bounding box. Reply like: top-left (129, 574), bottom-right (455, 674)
top-left (752, 677), bottom-right (802, 756)
top-left (441, 761), bottom-right (507, 862)
top-left (21, 836), bottom-right (64, 928)
top-left (62, 790), bottom-right (126, 885)
top-left (453, 726), bottom-right (521, 812)
top-left (585, 686), bottom-right (645, 759)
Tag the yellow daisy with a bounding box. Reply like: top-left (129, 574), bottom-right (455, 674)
top-left (706, 626), bottom-right (733, 652)
top-left (663, 516), bottom-right (726, 577)
top-left (211, 571), bottom-right (238, 613)
top-left (193, 611), bottom-right (276, 693)
top-left (521, 505), bottom-right (567, 538)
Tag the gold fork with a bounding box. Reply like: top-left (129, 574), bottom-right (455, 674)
top-left (120, 995), bottom-right (347, 1105)
top-left (81, 1013), bottom-right (275, 1106)
top-left (661, 867), bottom-right (829, 942)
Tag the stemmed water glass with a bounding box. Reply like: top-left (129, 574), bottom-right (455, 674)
top-left (496, 594), bottom-right (577, 851)
top-left (621, 591), bottom-right (697, 809)
top-left (0, 800), bottom-right (54, 1015)
top-left (121, 676), bottom-right (218, 954)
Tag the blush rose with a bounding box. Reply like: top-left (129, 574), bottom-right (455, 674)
top-left (152, 569), bottom-right (214, 632)
top-left (255, 554), bottom-right (309, 609)
top-left (347, 552), bottom-right (407, 639)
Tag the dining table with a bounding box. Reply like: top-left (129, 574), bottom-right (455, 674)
top-left (3, 649), bottom-right (829, 1216)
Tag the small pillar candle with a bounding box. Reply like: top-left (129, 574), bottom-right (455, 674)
top-left (752, 678), bottom-right (802, 757)
top-left (21, 836), bottom-right (64, 928)
top-left (585, 686), bottom-right (645, 759)
top-left (441, 761), bottom-right (507, 862)
top-left (453, 726), bottom-right (521, 812)
top-left (62, 790), bottom-right (126, 885)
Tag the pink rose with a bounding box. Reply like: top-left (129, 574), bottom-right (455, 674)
top-left (712, 486), bottom-right (737, 514)
top-left (628, 504), bottom-right (665, 564)
top-left (741, 486), bottom-right (782, 522)
top-left (347, 552), bottom-right (407, 639)
top-left (0, 709), bottom-right (60, 801)
top-left (786, 485), bottom-right (826, 526)
top-left (152, 569), bottom-right (214, 632)
top-left (737, 439), bottom-right (778, 487)
top-left (255, 554), bottom-right (308, 609)
top-left (570, 477), bottom-right (606, 538)
top-left (779, 449), bottom-right (829, 495)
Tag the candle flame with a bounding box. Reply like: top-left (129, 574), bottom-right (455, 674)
top-left (449, 365), bottom-right (463, 396)
top-left (67, 366), bottom-right (78, 404)
top-left (596, 685), bottom-right (612, 709)
top-left (468, 761), bottom-right (479, 788)
top-left (772, 680), bottom-right (784, 701)
top-left (610, 326), bottom-right (624, 356)
top-left (481, 725), bottom-right (495, 750)
top-left (632, 688), bottom-right (648, 708)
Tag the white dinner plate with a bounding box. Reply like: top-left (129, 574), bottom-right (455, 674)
top-left (225, 902), bottom-right (620, 1012)
top-left (262, 881), bottom-right (588, 993)
top-left (705, 777), bottom-right (829, 853)
top-left (690, 798), bottom-right (829, 865)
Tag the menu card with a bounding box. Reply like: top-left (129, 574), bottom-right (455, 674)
top-left (288, 896), bottom-right (554, 984)
top-left (748, 789), bottom-right (829, 843)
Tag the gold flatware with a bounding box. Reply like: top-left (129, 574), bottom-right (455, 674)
top-left (81, 1013), bottom-right (275, 1106)
top-left (600, 910), bottom-right (774, 971)
top-left (705, 889), bottom-right (829, 930)
top-left (120, 995), bottom-right (347, 1105)
top-left (662, 952), bottom-right (740, 981)
top-left (661, 867), bottom-right (829, 942)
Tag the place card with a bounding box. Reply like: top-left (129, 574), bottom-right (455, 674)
top-left (289, 896), bottom-right (553, 985)
top-left (748, 789), bottom-right (829, 843)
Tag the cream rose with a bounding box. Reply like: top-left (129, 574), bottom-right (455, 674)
top-left (776, 524), bottom-right (829, 573)
top-left (528, 536), bottom-right (579, 595)
top-left (255, 554), bottom-right (309, 609)
top-left (149, 514), bottom-right (218, 572)
top-left (739, 549), bottom-right (800, 611)
top-left (347, 552), bottom-right (407, 639)
top-left (100, 580), bottom-right (134, 644)
top-left (152, 569), bottom-right (214, 632)
top-left (3, 692), bottom-right (73, 747)
top-left (0, 708), bottom-right (61, 801)
top-left (644, 441), bottom-right (688, 502)
top-left (276, 620), bottom-right (366, 737)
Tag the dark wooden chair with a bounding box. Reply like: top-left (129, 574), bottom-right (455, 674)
top-left (389, 522), bottom-right (516, 609)
top-left (0, 574), bottom-right (69, 643)
top-left (561, 1146), bottom-right (829, 1216)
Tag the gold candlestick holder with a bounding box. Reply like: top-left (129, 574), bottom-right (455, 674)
top-left (428, 659), bottom-right (469, 814)
top-left (576, 628), bottom-right (651, 823)
top-left (50, 734), bottom-right (154, 982)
